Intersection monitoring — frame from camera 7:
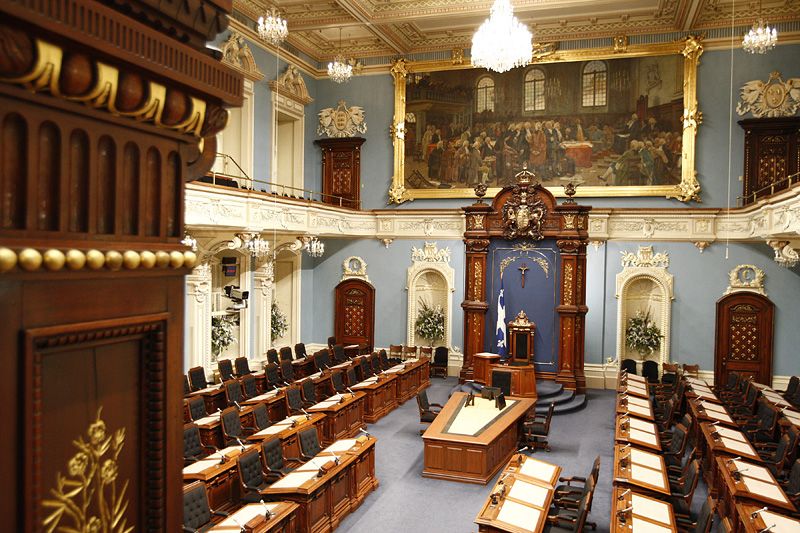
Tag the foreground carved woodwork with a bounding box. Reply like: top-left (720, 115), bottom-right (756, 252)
top-left (0, 1), bottom-right (243, 531)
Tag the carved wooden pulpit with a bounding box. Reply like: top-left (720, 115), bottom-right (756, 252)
top-left (508, 310), bottom-right (535, 365)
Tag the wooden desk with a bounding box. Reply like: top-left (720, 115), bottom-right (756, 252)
top-left (292, 357), bottom-right (318, 380)
top-left (698, 422), bottom-right (762, 495)
top-left (615, 415), bottom-right (661, 451)
top-left (617, 381), bottom-right (650, 399)
top-left (716, 457), bottom-right (796, 532)
top-left (615, 395), bottom-right (654, 421)
top-left (306, 392), bottom-right (366, 445)
top-left (242, 388), bottom-right (288, 422)
top-left (385, 357), bottom-right (430, 403)
top-left (613, 444), bottom-right (670, 495)
top-left (190, 384), bottom-right (228, 414)
top-left (209, 501), bottom-right (299, 532)
top-left (611, 486), bottom-right (677, 533)
top-left (686, 382), bottom-right (722, 403)
top-left (245, 414), bottom-right (326, 462)
top-left (474, 352), bottom-right (502, 385)
top-left (475, 455), bottom-right (561, 533)
top-left (488, 364), bottom-right (538, 399)
top-left (350, 373), bottom-right (398, 423)
top-left (260, 437), bottom-right (378, 533)
top-left (422, 392), bottom-right (536, 484)
top-left (735, 503), bottom-right (800, 533)
top-left (194, 407), bottom-right (256, 449)
top-left (183, 444), bottom-right (257, 511)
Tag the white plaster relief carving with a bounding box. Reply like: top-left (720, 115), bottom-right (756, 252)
top-left (736, 71), bottom-right (800, 118)
top-left (406, 242), bottom-right (456, 350)
top-left (342, 256), bottom-right (370, 282)
top-left (411, 242), bottom-right (451, 263)
top-left (725, 264), bottom-right (767, 296)
top-left (318, 100), bottom-right (367, 138)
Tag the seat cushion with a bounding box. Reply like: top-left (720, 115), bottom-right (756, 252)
top-left (421, 412), bottom-right (437, 423)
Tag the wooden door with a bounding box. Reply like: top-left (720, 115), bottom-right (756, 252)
top-left (334, 280), bottom-right (375, 351)
top-left (315, 137), bottom-right (365, 209)
top-left (714, 292), bottom-right (774, 385)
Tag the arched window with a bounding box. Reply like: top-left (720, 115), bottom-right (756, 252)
top-left (582, 60), bottom-right (607, 107)
top-left (476, 76), bottom-right (495, 113)
top-left (524, 68), bottom-right (545, 112)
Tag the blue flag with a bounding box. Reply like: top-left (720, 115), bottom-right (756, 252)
top-left (496, 276), bottom-right (507, 358)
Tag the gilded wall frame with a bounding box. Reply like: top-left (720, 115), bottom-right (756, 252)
top-left (388, 36), bottom-right (703, 204)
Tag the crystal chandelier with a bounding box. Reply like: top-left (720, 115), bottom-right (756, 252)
top-left (742, 19), bottom-right (777, 54)
top-left (471, 0), bottom-right (532, 73)
top-left (302, 236), bottom-right (325, 258)
top-left (327, 28), bottom-right (353, 83)
top-left (181, 233), bottom-right (197, 252)
top-left (257, 7), bottom-right (288, 46)
top-left (229, 232), bottom-right (270, 258)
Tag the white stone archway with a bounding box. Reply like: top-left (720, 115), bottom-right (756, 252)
top-left (406, 243), bottom-right (455, 349)
top-left (615, 246), bottom-right (674, 374)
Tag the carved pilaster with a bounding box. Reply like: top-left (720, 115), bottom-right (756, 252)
top-left (253, 260), bottom-right (275, 360)
top-left (186, 263), bottom-right (213, 374)
top-left (556, 239), bottom-right (588, 392)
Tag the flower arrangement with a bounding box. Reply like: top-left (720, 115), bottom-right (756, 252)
top-left (625, 309), bottom-right (662, 356)
top-left (415, 299), bottom-right (445, 344)
top-left (42, 409), bottom-right (133, 533)
top-left (271, 302), bottom-right (288, 342)
top-left (211, 315), bottom-right (237, 360)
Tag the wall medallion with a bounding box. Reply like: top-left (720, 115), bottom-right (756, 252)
top-left (318, 99), bottom-right (367, 138)
top-left (501, 168), bottom-right (547, 240)
top-left (737, 71), bottom-right (800, 118)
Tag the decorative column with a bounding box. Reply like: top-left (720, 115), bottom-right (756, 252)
top-left (186, 263), bottom-right (213, 370)
top-left (555, 204), bottom-right (591, 393)
top-left (460, 203), bottom-right (492, 382)
top-left (253, 260), bottom-right (275, 360)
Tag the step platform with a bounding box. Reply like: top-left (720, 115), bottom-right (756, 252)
top-left (450, 380), bottom-right (587, 415)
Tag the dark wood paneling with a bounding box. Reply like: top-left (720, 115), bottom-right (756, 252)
top-left (334, 279), bottom-right (375, 350)
top-left (714, 292), bottom-right (774, 386)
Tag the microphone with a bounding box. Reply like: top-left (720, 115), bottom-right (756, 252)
top-left (260, 499), bottom-right (272, 520)
top-left (358, 427), bottom-right (371, 438)
top-left (751, 507), bottom-right (769, 520)
top-left (283, 381), bottom-right (290, 387)
top-left (236, 437), bottom-right (246, 451)
top-left (347, 387), bottom-right (356, 397)
top-left (618, 505), bottom-right (633, 515)
top-left (725, 456), bottom-right (742, 465)
top-left (228, 514), bottom-right (246, 533)
top-left (218, 451), bottom-right (227, 465)
top-left (217, 408), bottom-right (223, 418)
top-left (517, 445), bottom-right (529, 453)
top-left (758, 526), bottom-right (776, 533)
top-left (234, 401), bottom-right (242, 411)
top-left (301, 408), bottom-right (311, 420)
top-left (617, 489), bottom-right (630, 501)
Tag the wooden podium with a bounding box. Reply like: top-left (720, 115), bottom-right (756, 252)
top-left (473, 352), bottom-right (501, 385)
top-left (488, 364), bottom-right (537, 398)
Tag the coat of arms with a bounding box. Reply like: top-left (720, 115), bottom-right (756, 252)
top-left (317, 100), bottom-right (367, 138)
top-left (502, 166), bottom-right (547, 240)
top-left (736, 71), bottom-right (800, 118)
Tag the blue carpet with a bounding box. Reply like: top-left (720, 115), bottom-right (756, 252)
top-left (336, 378), bottom-right (712, 532)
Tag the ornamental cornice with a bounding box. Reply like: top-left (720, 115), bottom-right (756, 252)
top-left (186, 182), bottom-right (800, 243)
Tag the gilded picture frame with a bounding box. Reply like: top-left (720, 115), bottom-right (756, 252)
top-left (388, 36), bottom-right (703, 204)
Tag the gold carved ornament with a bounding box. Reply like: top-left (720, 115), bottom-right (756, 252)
top-left (502, 168), bottom-right (547, 240)
top-left (473, 261), bottom-right (483, 301)
top-left (562, 263), bottom-right (574, 305)
top-left (43, 409), bottom-right (133, 533)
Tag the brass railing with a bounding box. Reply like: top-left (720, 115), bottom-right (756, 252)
top-left (738, 171), bottom-right (800, 206)
top-left (200, 153), bottom-right (360, 209)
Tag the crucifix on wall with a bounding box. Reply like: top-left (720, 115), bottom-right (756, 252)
top-left (518, 263), bottom-right (529, 288)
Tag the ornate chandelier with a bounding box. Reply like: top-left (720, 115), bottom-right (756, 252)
top-left (229, 232), bottom-right (270, 258)
top-left (471, 0), bottom-right (532, 73)
top-left (181, 233), bottom-right (197, 252)
top-left (327, 28), bottom-right (353, 83)
top-left (742, 19), bottom-right (777, 54)
top-left (257, 7), bottom-right (288, 47)
top-left (302, 236), bottom-right (325, 258)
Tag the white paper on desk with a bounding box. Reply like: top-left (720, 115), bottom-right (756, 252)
top-left (626, 374), bottom-right (646, 383)
top-left (628, 418), bottom-right (655, 433)
top-left (627, 384), bottom-right (648, 393)
top-left (323, 439), bottom-right (358, 453)
top-left (694, 390), bottom-right (718, 401)
top-left (715, 427), bottom-right (747, 441)
top-left (352, 379), bottom-right (379, 389)
top-left (706, 411), bottom-right (734, 424)
top-left (295, 456), bottom-right (335, 471)
top-left (732, 460), bottom-right (771, 481)
top-left (760, 511), bottom-right (800, 533)
top-left (519, 458), bottom-right (557, 484)
top-left (253, 424), bottom-right (286, 436)
top-left (700, 401), bottom-right (727, 414)
top-left (311, 400), bottom-right (339, 409)
top-left (720, 437), bottom-right (755, 456)
top-left (629, 428), bottom-right (658, 446)
top-left (269, 469), bottom-right (319, 488)
top-left (250, 390), bottom-right (279, 401)
top-left (508, 479), bottom-right (550, 507)
top-left (784, 410), bottom-right (800, 424)
top-left (496, 499), bottom-right (541, 533)
top-left (628, 396), bottom-right (651, 408)
top-left (193, 415), bottom-right (219, 425)
top-left (632, 516), bottom-right (673, 533)
top-left (628, 404), bottom-right (652, 417)
top-left (630, 448), bottom-right (663, 471)
top-left (742, 477), bottom-right (788, 503)
top-left (632, 494), bottom-right (671, 526)
top-left (215, 503), bottom-right (281, 528)
top-left (631, 464), bottom-right (666, 489)
top-left (182, 459), bottom-right (219, 475)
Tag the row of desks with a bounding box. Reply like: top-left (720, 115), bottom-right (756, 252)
top-left (184, 436), bottom-right (378, 533)
top-left (683, 376), bottom-right (799, 533)
top-left (474, 454), bottom-right (563, 533)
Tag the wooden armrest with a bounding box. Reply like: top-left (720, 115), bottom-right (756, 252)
top-left (283, 456), bottom-right (302, 463)
top-left (430, 403), bottom-right (444, 408)
top-left (211, 510), bottom-right (229, 518)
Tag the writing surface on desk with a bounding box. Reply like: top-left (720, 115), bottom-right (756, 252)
top-left (715, 427), bottom-right (746, 441)
top-left (632, 494), bottom-right (671, 525)
top-left (254, 425), bottom-right (286, 437)
top-left (632, 516), bottom-right (673, 533)
top-left (183, 459), bottom-right (220, 475)
top-left (629, 428), bottom-right (658, 446)
top-left (495, 500), bottom-right (540, 532)
top-left (295, 456), bottom-right (335, 472)
top-left (742, 477), bottom-right (787, 503)
top-left (270, 469), bottom-right (319, 489)
top-left (627, 396), bottom-right (651, 408)
top-left (720, 437), bottom-right (755, 456)
top-left (323, 439), bottom-right (358, 453)
top-left (731, 460), bottom-right (771, 481)
top-left (631, 464), bottom-right (665, 489)
top-left (700, 401), bottom-right (727, 413)
top-left (628, 404), bottom-right (652, 417)
top-left (519, 458), bottom-right (557, 484)
top-left (761, 511), bottom-right (800, 532)
top-left (630, 449), bottom-right (662, 471)
top-left (215, 503), bottom-right (281, 528)
top-left (628, 418), bottom-right (655, 432)
top-left (507, 479), bottom-right (549, 507)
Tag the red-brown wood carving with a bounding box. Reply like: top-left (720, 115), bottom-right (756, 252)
top-left (461, 174), bottom-right (591, 392)
top-left (335, 279), bottom-right (375, 351)
top-left (315, 137), bottom-right (365, 209)
top-left (714, 292), bottom-right (774, 386)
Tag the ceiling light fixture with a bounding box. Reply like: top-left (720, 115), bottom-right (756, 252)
top-left (257, 7), bottom-right (288, 47)
top-left (742, 0), bottom-right (777, 54)
top-left (471, 0), bottom-right (532, 73)
top-left (327, 28), bottom-right (353, 83)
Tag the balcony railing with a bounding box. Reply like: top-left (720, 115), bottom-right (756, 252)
top-left (738, 171), bottom-right (800, 206)
top-left (197, 153), bottom-right (359, 209)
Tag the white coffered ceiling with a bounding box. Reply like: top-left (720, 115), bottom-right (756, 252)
top-left (233, 0), bottom-right (800, 61)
